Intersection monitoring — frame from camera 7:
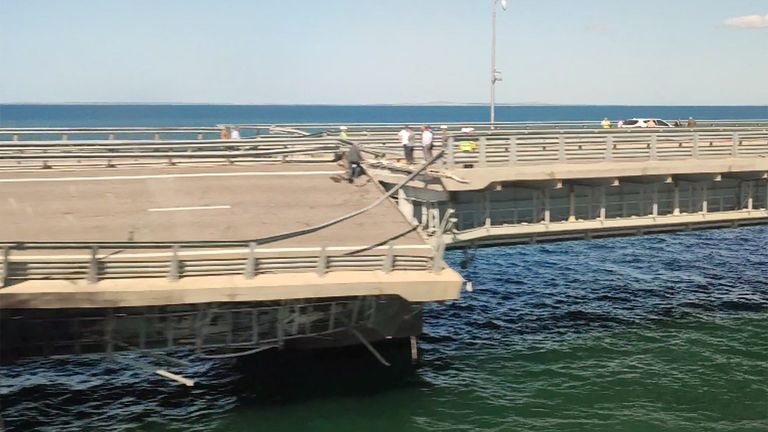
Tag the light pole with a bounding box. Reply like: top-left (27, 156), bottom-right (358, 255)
top-left (490, 0), bottom-right (507, 128)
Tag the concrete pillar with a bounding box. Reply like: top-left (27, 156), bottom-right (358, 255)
top-left (621, 187), bottom-right (627, 218)
top-left (508, 137), bottom-right (517, 166)
top-left (428, 204), bottom-right (441, 231)
top-left (473, 195), bottom-right (481, 227)
top-left (764, 180), bottom-right (768, 210)
top-left (692, 132), bottom-right (700, 158)
top-left (673, 182), bottom-right (681, 215)
top-left (599, 186), bottom-right (607, 220)
top-left (479, 138), bottom-right (488, 168)
top-left (567, 185), bottom-right (576, 222)
top-left (484, 191), bottom-right (491, 228)
top-left (543, 189), bottom-right (551, 224)
top-left (397, 189), bottom-right (415, 224)
top-left (652, 183), bottom-right (659, 216)
top-left (445, 138), bottom-right (455, 168)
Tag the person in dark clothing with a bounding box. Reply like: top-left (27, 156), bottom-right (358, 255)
top-left (345, 142), bottom-right (364, 183)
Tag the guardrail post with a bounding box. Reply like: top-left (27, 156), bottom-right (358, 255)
top-left (731, 132), bottom-right (740, 157)
top-left (62, 134), bottom-right (68, 141)
top-left (650, 135), bottom-right (658, 160)
top-left (244, 242), bottom-right (256, 279)
top-left (478, 137), bottom-right (487, 167)
top-left (446, 137), bottom-right (455, 168)
top-left (316, 247), bottom-right (327, 276)
top-left (508, 137), bottom-right (517, 166)
top-left (692, 132), bottom-right (700, 158)
top-left (12, 134), bottom-right (19, 142)
top-left (558, 134), bottom-right (566, 162)
top-left (605, 136), bottom-right (613, 160)
top-left (1, 246), bottom-right (9, 287)
top-left (168, 245), bottom-right (180, 281)
top-left (86, 246), bottom-right (99, 283)
top-left (431, 250), bottom-right (444, 273)
top-left (382, 244), bottom-right (394, 273)
top-left (154, 133), bottom-right (161, 141)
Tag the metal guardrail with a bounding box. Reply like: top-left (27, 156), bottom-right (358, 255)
top-left (1, 124), bottom-right (766, 168)
top-left (0, 243), bottom-right (438, 286)
top-left (442, 130), bottom-right (768, 167)
top-left (0, 137), bottom-right (343, 168)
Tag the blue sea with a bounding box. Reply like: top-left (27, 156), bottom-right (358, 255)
top-left (0, 105), bottom-right (767, 432)
top-left (1, 104), bottom-right (767, 128)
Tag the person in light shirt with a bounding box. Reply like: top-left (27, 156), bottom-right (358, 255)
top-left (230, 127), bottom-right (241, 139)
top-left (421, 125), bottom-right (434, 160)
top-left (398, 125), bottom-right (414, 164)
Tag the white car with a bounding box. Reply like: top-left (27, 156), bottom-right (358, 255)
top-left (618, 118), bottom-right (674, 128)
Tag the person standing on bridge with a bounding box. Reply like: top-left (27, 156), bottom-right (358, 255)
top-left (339, 126), bottom-right (349, 140)
top-left (344, 141), bottom-right (364, 183)
top-left (601, 117), bottom-right (611, 129)
top-left (687, 116), bottom-right (697, 128)
top-left (421, 125), bottom-right (434, 161)
top-left (230, 127), bottom-right (241, 140)
top-left (399, 125), bottom-right (415, 164)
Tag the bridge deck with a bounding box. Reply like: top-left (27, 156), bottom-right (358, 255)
top-left (0, 163), bottom-right (426, 251)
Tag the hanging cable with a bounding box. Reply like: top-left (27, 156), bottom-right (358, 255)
top-left (250, 150), bottom-right (445, 246)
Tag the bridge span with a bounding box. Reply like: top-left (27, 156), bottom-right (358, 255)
top-left (1, 121), bottom-right (766, 378)
top-left (0, 162), bottom-right (462, 367)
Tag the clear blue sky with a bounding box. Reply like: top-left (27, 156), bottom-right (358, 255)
top-left (1, 0), bottom-right (766, 105)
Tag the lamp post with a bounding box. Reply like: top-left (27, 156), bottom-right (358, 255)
top-left (490, 0), bottom-right (507, 128)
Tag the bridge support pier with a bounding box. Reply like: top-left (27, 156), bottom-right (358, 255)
top-left (673, 182), bottom-right (681, 215)
top-left (567, 185), bottom-right (576, 222)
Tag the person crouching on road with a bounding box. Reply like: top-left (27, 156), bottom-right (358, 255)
top-left (421, 125), bottom-right (434, 161)
top-left (398, 125), bottom-right (415, 164)
top-left (345, 142), bottom-right (364, 183)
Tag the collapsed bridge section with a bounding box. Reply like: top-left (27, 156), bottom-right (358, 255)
top-left (0, 163), bottom-right (463, 364)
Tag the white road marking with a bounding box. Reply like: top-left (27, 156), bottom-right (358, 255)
top-left (0, 170), bottom-right (342, 183)
top-left (147, 205), bottom-right (232, 212)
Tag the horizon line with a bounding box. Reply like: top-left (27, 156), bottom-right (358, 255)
top-left (2, 102), bottom-right (767, 107)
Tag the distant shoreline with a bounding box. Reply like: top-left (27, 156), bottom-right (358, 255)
top-left (2, 102), bottom-right (767, 107)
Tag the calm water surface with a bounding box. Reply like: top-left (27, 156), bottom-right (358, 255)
top-left (0, 106), bottom-right (766, 431)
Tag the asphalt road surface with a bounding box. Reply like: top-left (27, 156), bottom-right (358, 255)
top-left (0, 164), bottom-right (426, 250)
